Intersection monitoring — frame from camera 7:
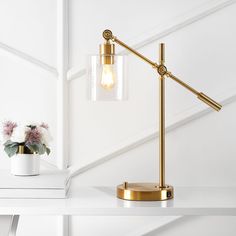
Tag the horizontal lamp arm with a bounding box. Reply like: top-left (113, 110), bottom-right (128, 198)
top-left (112, 36), bottom-right (158, 69)
top-left (166, 72), bottom-right (199, 95)
top-left (103, 30), bottom-right (222, 112)
top-left (166, 72), bottom-right (222, 111)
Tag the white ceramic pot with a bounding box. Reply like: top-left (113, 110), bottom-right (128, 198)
top-left (11, 154), bottom-right (40, 176)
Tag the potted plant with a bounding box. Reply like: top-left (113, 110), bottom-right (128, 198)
top-left (2, 121), bottom-right (52, 176)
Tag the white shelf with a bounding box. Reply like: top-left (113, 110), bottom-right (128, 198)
top-left (0, 187), bottom-right (235, 215)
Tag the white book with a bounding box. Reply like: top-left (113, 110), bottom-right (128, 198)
top-left (0, 169), bottom-right (70, 199)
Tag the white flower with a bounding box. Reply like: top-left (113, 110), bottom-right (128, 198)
top-left (39, 127), bottom-right (52, 146)
top-left (24, 121), bottom-right (40, 127)
top-left (11, 125), bottom-right (29, 143)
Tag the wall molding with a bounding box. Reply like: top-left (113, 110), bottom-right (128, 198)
top-left (127, 216), bottom-right (183, 236)
top-left (57, 0), bottom-right (69, 236)
top-left (0, 42), bottom-right (57, 76)
top-left (58, 215), bottom-right (69, 236)
top-left (40, 159), bottom-right (58, 170)
top-left (67, 0), bottom-right (236, 81)
top-left (57, 0), bottom-right (69, 170)
top-left (9, 215), bottom-right (19, 236)
top-left (69, 86), bottom-right (236, 178)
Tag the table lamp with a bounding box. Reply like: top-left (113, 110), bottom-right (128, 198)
top-left (89, 29), bottom-right (222, 201)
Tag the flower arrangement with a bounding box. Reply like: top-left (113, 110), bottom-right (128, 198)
top-left (2, 121), bottom-right (52, 157)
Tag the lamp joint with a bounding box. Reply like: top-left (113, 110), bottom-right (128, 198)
top-left (157, 65), bottom-right (167, 76)
top-left (103, 29), bottom-right (113, 40)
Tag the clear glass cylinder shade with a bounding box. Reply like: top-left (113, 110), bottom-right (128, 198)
top-left (88, 55), bottom-right (127, 101)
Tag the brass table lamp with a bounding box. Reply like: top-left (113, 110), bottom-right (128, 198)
top-left (89, 29), bottom-right (222, 201)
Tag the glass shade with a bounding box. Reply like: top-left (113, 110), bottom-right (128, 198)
top-left (88, 55), bottom-right (127, 101)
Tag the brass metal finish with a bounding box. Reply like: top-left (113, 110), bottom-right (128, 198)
top-left (18, 145), bottom-right (25, 154)
top-left (17, 145), bottom-right (34, 154)
top-left (166, 72), bottom-right (199, 95)
top-left (100, 29), bottom-right (222, 201)
top-left (198, 92), bottom-right (222, 111)
top-left (158, 65), bottom-right (167, 76)
top-left (113, 37), bottom-right (158, 68)
top-left (166, 72), bottom-right (222, 111)
top-left (159, 43), bottom-right (165, 64)
top-left (99, 41), bottom-right (115, 64)
top-left (117, 183), bottom-right (173, 201)
top-left (159, 76), bottom-right (165, 188)
top-left (159, 43), bottom-right (165, 188)
top-left (123, 182), bottom-right (128, 189)
top-left (102, 29), bottom-right (113, 40)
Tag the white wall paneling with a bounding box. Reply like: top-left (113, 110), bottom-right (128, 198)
top-left (57, 0), bottom-right (69, 170)
top-left (9, 215), bottom-right (19, 236)
top-left (0, 42), bottom-right (57, 76)
top-left (69, 0), bottom-right (236, 171)
top-left (0, 215), bottom-right (19, 236)
top-left (0, 0), bottom-right (57, 75)
top-left (57, 0), bottom-right (69, 235)
top-left (69, 86), bottom-right (236, 178)
top-left (0, 215), bottom-right (13, 236)
top-left (147, 216), bottom-right (236, 236)
top-left (0, 0), bottom-right (69, 235)
top-left (67, 0), bottom-right (236, 81)
top-left (58, 215), bottom-right (69, 236)
top-left (125, 216), bottom-right (182, 236)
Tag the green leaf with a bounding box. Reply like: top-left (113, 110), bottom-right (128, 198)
top-left (45, 147), bottom-right (50, 155)
top-left (43, 144), bottom-right (50, 155)
top-left (4, 140), bottom-right (13, 146)
top-left (38, 143), bottom-right (46, 155)
top-left (26, 143), bottom-right (38, 153)
top-left (4, 145), bottom-right (18, 157)
top-left (26, 143), bottom-right (47, 155)
top-left (4, 141), bottom-right (20, 150)
top-left (9, 142), bottom-right (19, 148)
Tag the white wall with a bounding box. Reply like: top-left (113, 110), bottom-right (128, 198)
top-left (72, 100), bottom-right (236, 187)
top-left (0, 0), bottom-right (57, 168)
top-left (0, 0), bottom-right (235, 235)
top-left (69, 0), bottom-right (236, 168)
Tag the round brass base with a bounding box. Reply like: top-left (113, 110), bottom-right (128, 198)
top-left (117, 183), bottom-right (174, 201)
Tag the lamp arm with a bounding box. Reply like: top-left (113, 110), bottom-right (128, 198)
top-left (166, 72), bottom-right (222, 111)
top-left (103, 30), bottom-right (222, 111)
top-left (112, 36), bottom-right (158, 69)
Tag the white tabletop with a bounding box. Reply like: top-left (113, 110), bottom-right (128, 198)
top-left (0, 187), bottom-right (235, 216)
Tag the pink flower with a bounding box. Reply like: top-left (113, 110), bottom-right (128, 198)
top-left (3, 121), bottom-right (17, 138)
top-left (25, 127), bottom-right (42, 144)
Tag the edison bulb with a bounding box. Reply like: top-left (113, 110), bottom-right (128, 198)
top-left (101, 64), bottom-right (116, 90)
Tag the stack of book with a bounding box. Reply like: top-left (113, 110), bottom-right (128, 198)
top-left (0, 169), bottom-right (70, 198)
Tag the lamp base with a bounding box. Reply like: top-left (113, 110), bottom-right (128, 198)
top-left (117, 182), bottom-right (174, 201)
